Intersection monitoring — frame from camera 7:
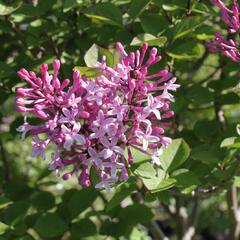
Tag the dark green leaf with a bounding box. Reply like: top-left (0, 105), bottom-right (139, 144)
top-left (0, 197), bottom-right (12, 209)
top-left (84, 3), bottom-right (122, 26)
top-left (68, 188), bottom-right (98, 218)
top-left (32, 191), bottom-right (55, 210)
top-left (119, 204), bottom-right (154, 225)
top-left (70, 219), bottom-right (97, 238)
top-left (34, 213), bottom-right (68, 238)
top-left (106, 182), bottom-right (136, 212)
top-left (172, 169), bottom-right (200, 194)
top-left (129, 0), bottom-right (152, 20)
top-left (172, 16), bottom-right (206, 41)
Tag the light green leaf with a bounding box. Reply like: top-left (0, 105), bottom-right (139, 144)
top-left (84, 44), bottom-right (114, 68)
top-left (84, 44), bottom-right (98, 67)
top-left (73, 66), bottom-right (102, 78)
top-left (151, 178), bottom-right (176, 193)
top-left (161, 138), bottom-right (190, 172)
top-left (221, 137), bottom-right (240, 149)
top-left (0, 0), bottom-right (22, 15)
top-left (134, 162), bottom-right (156, 178)
top-left (0, 222), bottom-right (9, 235)
top-left (130, 33), bottom-right (167, 47)
top-left (142, 177), bottom-right (162, 191)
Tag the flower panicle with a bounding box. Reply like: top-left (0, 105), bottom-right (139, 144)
top-left (15, 42), bottom-right (179, 191)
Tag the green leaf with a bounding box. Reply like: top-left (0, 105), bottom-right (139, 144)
top-left (142, 177), bottom-right (163, 191)
top-left (151, 178), bottom-right (176, 193)
top-left (70, 219), bottom-right (97, 238)
top-left (34, 213), bottom-right (68, 238)
top-left (0, 197), bottom-right (12, 209)
top-left (98, 46), bottom-right (114, 67)
top-left (129, 0), bottom-right (152, 20)
top-left (84, 3), bottom-right (122, 27)
top-left (172, 16), bottom-right (206, 41)
top-left (128, 147), bottom-right (151, 163)
top-left (140, 13), bottom-right (169, 35)
top-left (0, 222), bottom-right (9, 235)
top-left (73, 66), bottom-right (102, 78)
top-left (172, 169), bottom-right (200, 194)
top-left (84, 44), bottom-right (98, 67)
top-left (142, 169), bottom-right (166, 190)
top-left (32, 191), bottom-right (55, 211)
top-left (4, 201), bottom-right (29, 224)
top-left (106, 182), bottom-right (136, 212)
top-left (219, 93), bottom-right (240, 105)
top-left (63, 0), bottom-right (83, 12)
top-left (15, 0), bottom-right (57, 16)
top-left (185, 84), bottom-right (214, 105)
top-left (100, 219), bottom-right (130, 237)
top-left (134, 162), bottom-right (156, 178)
top-left (167, 41), bottom-right (204, 60)
top-left (191, 143), bottom-right (224, 164)
top-left (194, 120), bottom-right (221, 141)
top-left (0, 0), bottom-right (22, 15)
top-left (130, 33), bottom-right (167, 47)
top-left (161, 138), bottom-right (190, 172)
top-left (68, 188), bottom-right (98, 218)
top-left (84, 44), bottom-right (114, 68)
top-left (221, 137), bottom-right (240, 149)
top-left (119, 204), bottom-right (154, 225)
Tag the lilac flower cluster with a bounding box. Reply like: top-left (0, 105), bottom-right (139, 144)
top-left (16, 43), bottom-right (179, 191)
top-left (207, 0), bottom-right (240, 62)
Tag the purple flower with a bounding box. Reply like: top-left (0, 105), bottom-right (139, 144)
top-left (32, 136), bottom-right (50, 160)
top-left (135, 125), bottom-right (160, 150)
top-left (61, 123), bottom-right (85, 149)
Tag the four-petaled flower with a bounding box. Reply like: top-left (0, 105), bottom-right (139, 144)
top-left (61, 123), bottom-right (85, 149)
top-left (135, 125), bottom-right (160, 150)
